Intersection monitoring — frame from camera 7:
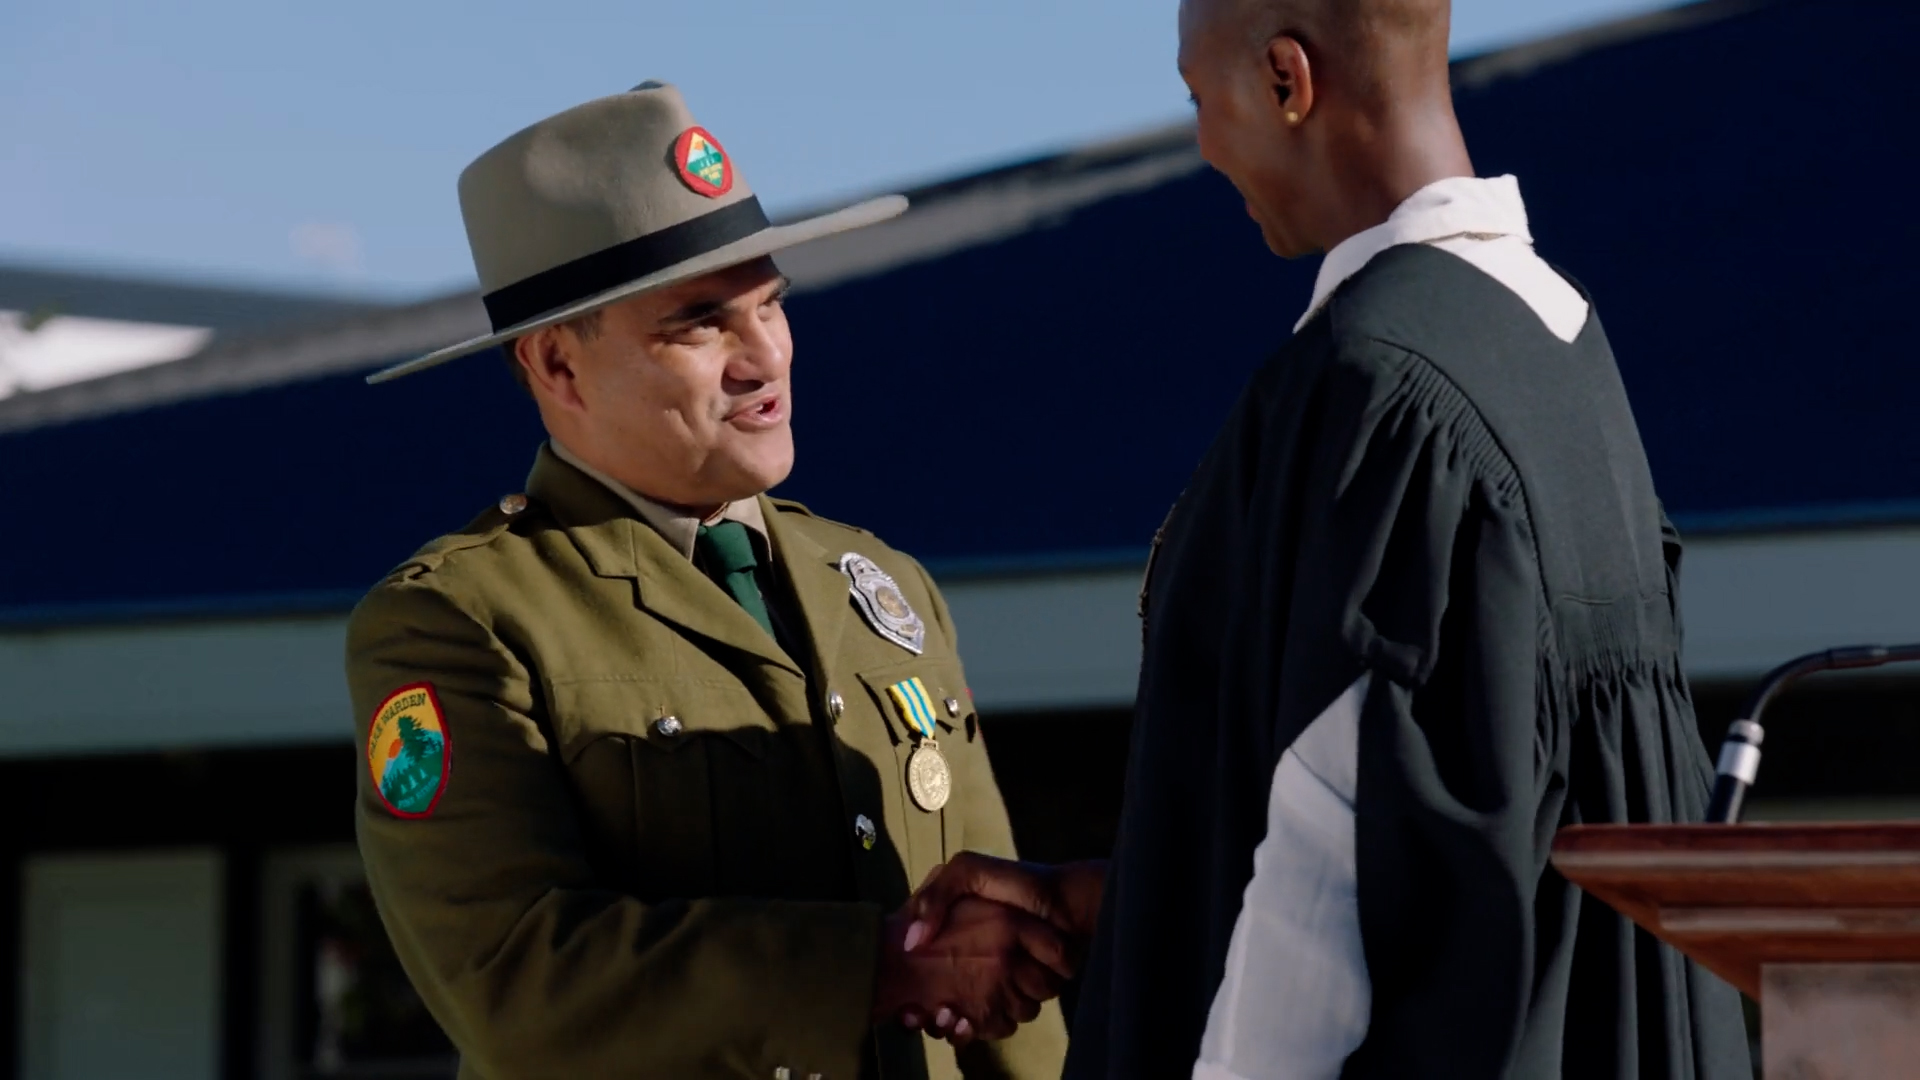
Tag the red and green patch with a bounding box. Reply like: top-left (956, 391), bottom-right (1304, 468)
top-left (672, 126), bottom-right (734, 198)
top-left (367, 683), bottom-right (450, 818)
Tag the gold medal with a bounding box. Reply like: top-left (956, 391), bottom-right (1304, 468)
top-left (906, 740), bottom-right (952, 812)
top-left (886, 676), bottom-right (954, 812)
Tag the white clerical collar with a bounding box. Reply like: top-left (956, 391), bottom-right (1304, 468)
top-left (1296, 175), bottom-right (1535, 332)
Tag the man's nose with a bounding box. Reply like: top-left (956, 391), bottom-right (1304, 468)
top-left (723, 317), bottom-right (788, 387)
top-left (736, 316), bottom-right (788, 374)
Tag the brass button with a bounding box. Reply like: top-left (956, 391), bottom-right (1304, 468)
top-left (827, 691), bottom-right (845, 720)
top-left (944, 696), bottom-right (961, 718)
top-left (854, 814), bottom-right (877, 850)
top-left (498, 493), bottom-right (528, 515)
top-left (652, 716), bottom-right (683, 738)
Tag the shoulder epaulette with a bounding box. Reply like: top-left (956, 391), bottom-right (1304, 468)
top-left (385, 493), bottom-right (538, 582)
top-left (769, 497), bottom-right (873, 536)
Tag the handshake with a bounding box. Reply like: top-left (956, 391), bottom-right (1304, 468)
top-left (870, 854), bottom-right (1108, 1047)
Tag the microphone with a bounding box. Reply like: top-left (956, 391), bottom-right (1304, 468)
top-left (1705, 643), bottom-right (1920, 824)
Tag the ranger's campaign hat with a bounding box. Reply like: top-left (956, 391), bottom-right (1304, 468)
top-left (367, 81), bottom-right (907, 383)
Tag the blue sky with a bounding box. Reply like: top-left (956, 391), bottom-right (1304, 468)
top-left (0, 0), bottom-right (1677, 298)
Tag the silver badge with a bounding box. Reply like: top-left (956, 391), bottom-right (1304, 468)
top-left (840, 552), bottom-right (925, 654)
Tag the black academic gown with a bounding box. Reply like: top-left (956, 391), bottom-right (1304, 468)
top-left (1065, 245), bottom-right (1752, 1079)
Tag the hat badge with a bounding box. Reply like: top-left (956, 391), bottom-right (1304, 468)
top-left (362, 82), bottom-right (907, 384)
top-left (673, 126), bottom-right (733, 198)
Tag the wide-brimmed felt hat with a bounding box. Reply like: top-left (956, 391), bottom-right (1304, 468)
top-left (367, 81), bottom-right (906, 384)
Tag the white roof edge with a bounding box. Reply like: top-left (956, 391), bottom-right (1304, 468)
top-left (0, 292), bottom-right (489, 434)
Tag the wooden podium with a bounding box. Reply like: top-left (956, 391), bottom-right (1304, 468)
top-left (1554, 823), bottom-right (1920, 1078)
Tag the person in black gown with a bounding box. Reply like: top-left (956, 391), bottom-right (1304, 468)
top-left (895, 0), bottom-right (1755, 1077)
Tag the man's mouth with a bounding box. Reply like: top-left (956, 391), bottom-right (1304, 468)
top-left (727, 393), bottom-right (785, 429)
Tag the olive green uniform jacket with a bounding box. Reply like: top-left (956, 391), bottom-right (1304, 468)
top-left (347, 446), bottom-right (1067, 1080)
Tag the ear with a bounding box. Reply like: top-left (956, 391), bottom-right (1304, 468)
top-left (1263, 34), bottom-right (1315, 126)
top-left (517, 326), bottom-right (587, 413)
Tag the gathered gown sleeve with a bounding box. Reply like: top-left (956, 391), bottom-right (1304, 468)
top-left (1319, 350), bottom-right (1558, 1078)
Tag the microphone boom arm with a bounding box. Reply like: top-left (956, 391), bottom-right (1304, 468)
top-left (1705, 643), bottom-right (1920, 824)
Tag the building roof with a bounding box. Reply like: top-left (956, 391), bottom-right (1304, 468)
top-left (0, 263), bottom-right (388, 334)
top-left (0, 125), bottom-right (1202, 436)
top-left (0, 263), bottom-right (394, 401)
top-left (3, 0), bottom-right (1913, 624)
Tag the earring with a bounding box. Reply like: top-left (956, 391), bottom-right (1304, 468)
top-left (1286, 111), bottom-right (1301, 124)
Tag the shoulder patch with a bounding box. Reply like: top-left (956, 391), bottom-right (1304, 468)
top-left (367, 683), bottom-right (451, 818)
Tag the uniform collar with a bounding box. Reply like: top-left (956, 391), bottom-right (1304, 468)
top-left (547, 438), bottom-right (767, 560)
top-left (1297, 174), bottom-right (1534, 332)
top-left (526, 443), bottom-right (805, 677)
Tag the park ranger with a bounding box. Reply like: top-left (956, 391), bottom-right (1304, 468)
top-left (345, 82), bottom-right (1069, 1079)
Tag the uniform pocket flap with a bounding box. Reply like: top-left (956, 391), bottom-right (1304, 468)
top-left (546, 676), bottom-right (776, 762)
top-left (855, 656), bottom-right (968, 744)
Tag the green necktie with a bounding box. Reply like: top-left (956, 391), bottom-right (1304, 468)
top-left (696, 520), bottom-right (776, 639)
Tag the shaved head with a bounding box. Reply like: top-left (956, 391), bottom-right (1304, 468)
top-left (1217, 0), bottom-right (1450, 49)
top-left (1190, 0), bottom-right (1452, 104)
top-left (1176, 0), bottom-right (1470, 258)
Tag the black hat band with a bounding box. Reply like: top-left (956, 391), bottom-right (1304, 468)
top-left (481, 196), bottom-right (771, 332)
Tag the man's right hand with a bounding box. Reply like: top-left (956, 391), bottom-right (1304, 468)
top-left (872, 896), bottom-right (1073, 1044)
top-left (906, 853), bottom-right (1108, 963)
top-left (889, 853), bottom-right (1107, 1043)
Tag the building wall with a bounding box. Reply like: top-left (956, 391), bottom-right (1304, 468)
top-left (4, 529), bottom-right (1920, 1076)
top-left (7, 527), bottom-right (1920, 759)
top-left (19, 851), bottom-right (223, 1080)
top-left (6, 522), bottom-right (1919, 1066)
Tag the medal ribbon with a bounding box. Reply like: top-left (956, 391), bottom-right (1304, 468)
top-left (885, 677), bottom-right (940, 741)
